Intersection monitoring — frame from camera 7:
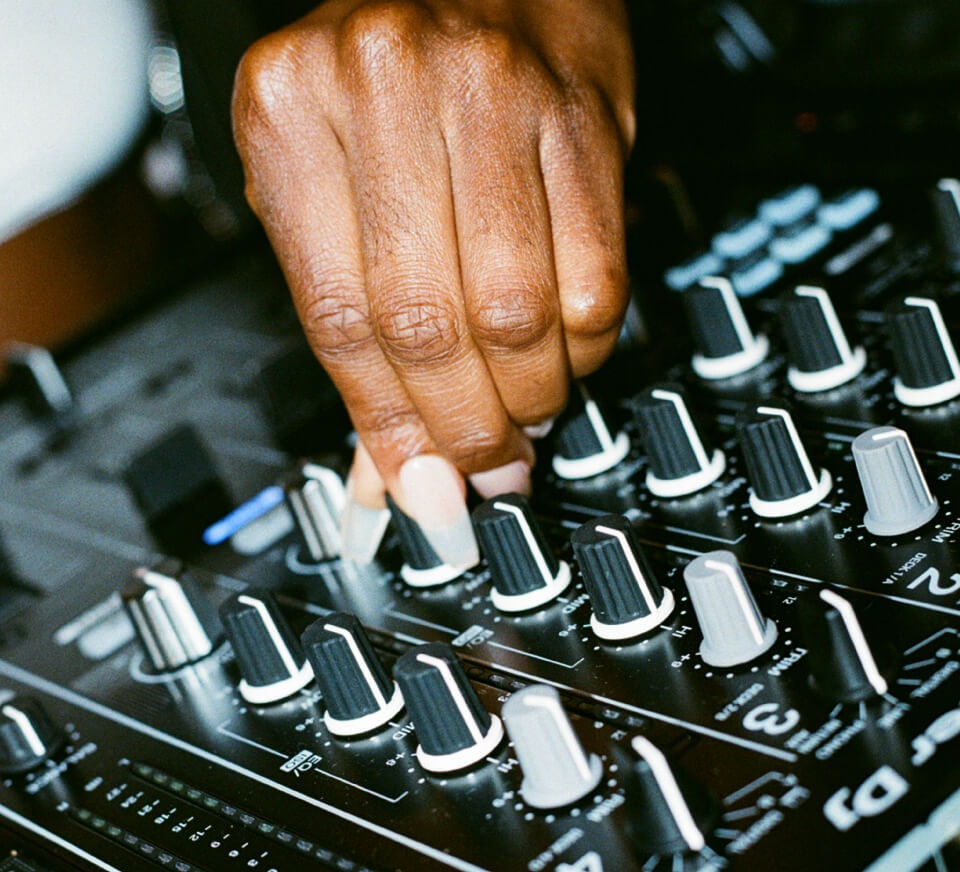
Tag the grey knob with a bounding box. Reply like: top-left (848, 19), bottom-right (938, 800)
top-left (684, 551), bottom-right (777, 667)
top-left (123, 564), bottom-right (222, 671)
top-left (284, 463), bottom-right (345, 561)
top-left (852, 427), bottom-right (938, 537)
top-left (501, 685), bottom-right (602, 809)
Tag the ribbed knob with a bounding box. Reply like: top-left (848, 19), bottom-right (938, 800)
top-left (634, 385), bottom-right (725, 497)
top-left (284, 463), bottom-right (345, 561)
top-left (780, 286), bottom-right (866, 392)
top-left (394, 643), bottom-right (503, 773)
top-left (799, 590), bottom-right (890, 703)
top-left (684, 277), bottom-right (769, 380)
top-left (501, 685), bottom-right (602, 809)
top-left (684, 551), bottom-right (777, 667)
top-left (615, 735), bottom-right (718, 857)
top-left (473, 493), bottom-right (571, 613)
top-left (852, 426), bottom-right (938, 537)
top-left (301, 613), bottom-right (404, 737)
top-left (220, 590), bottom-right (313, 705)
top-left (889, 296), bottom-right (960, 407)
top-left (552, 382), bottom-right (630, 480)
top-left (571, 515), bottom-right (675, 641)
top-left (933, 178), bottom-right (960, 272)
top-left (387, 496), bottom-right (469, 587)
top-left (736, 404), bottom-right (832, 518)
top-left (0, 697), bottom-right (63, 774)
top-left (122, 563), bottom-right (222, 671)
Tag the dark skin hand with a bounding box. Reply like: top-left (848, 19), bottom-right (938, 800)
top-left (232, 0), bottom-right (635, 565)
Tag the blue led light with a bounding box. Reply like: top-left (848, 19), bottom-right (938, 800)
top-left (202, 485), bottom-right (286, 546)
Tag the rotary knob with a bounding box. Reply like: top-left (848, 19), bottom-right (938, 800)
top-left (0, 697), bottom-right (63, 774)
top-left (799, 589), bottom-right (890, 703)
top-left (614, 735), bottom-right (718, 857)
top-left (301, 612), bottom-right (404, 737)
top-left (633, 385), bottom-right (725, 498)
top-left (394, 643), bottom-right (503, 773)
top-left (388, 496), bottom-right (474, 587)
top-left (888, 296), bottom-right (960, 407)
top-left (220, 589), bottom-right (313, 705)
top-left (473, 493), bottom-right (571, 613)
top-left (780, 286), bottom-right (866, 393)
top-left (736, 404), bottom-right (832, 518)
top-left (501, 685), bottom-right (602, 809)
top-left (684, 276), bottom-right (769, 380)
top-left (684, 550), bottom-right (777, 667)
top-left (122, 563), bottom-right (222, 672)
top-left (283, 463), bottom-right (346, 562)
top-left (571, 515), bottom-right (675, 641)
top-left (933, 178), bottom-right (960, 272)
top-left (852, 426), bottom-right (938, 537)
top-left (551, 382), bottom-right (630, 480)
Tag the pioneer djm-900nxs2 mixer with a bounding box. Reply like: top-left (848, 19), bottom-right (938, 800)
top-left (1, 180), bottom-right (960, 872)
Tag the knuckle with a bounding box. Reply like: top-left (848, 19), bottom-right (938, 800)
top-left (373, 287), bottom-right (465, 367)
top-left (469, 279), bottom-right (556, 355)
top-left (442, 426), bottom-right (511, 471)
top-left (563, 276), bottom-right (629, 341)
top-left (453, 28), bottom-right (551, 108)
top-left (337, 1), bottom-right (431, 81)
top-left (359, 404), bottom-right (422, 445)
top-left (232, 32), bottom-right (311, 135)
top-left (297, 271), bottom-right (374, 359)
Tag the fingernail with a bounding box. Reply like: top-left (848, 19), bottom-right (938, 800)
top-left (523, 417), bottom-right (555, 440)
top-left (398, 455), bottom-right (479, 569)
top-left (340, 496), bottom-right (391, 563)
top-left (469, 460), bottom-right (532, 499)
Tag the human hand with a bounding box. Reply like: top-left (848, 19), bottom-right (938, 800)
top-left (232, 0), bottom-right (635, 565)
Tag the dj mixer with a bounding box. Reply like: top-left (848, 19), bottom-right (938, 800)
top-left (1, 180), bottom-right (959, 871)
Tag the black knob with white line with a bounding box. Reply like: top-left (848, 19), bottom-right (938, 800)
top-left (571, 515), bottom-right (675, 641)
top-left (684, 550), bottom-right (777, 667)
top-left (799, 589), bottom-right (890, 703)
top-left (933, 178), bottom-right (960, 271)
top-left (684, 276), bottom-right (769, 380)
top-left (736, 404), bottom-right (832, 518)
top-left (614, 735), bottom-right (718, 857)
top-left (122, 563), bottom-right (222, 672)
top-left (473, 493), bottom-right (570, 613)
top-left (284, 463), bottom-right (345, 561)
top-left (633, 385), bottom-right (725, 497)
top-left (388, 496), bottom-right (473, 587)
top-left (301, 613), bottom-right (404, 737)
top-left (220, 589), bottom-right (313, 705)
top-left (501, 685), bottom-right (603, 809)
top-left (393, 643), bottom-right (503, 774)
top-left (888, 296), bottom-right (960, 407)
top-left (552, 382), bottom-right (630, 480)
top-left (852, 426), bottom-right (938, 537)
top-left (780, 286), bottom-right (866, 392)
top-left (0, 697), bottom-right (64, 774)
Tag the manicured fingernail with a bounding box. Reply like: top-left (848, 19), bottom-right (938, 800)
top-left (398, 455), bottom-right (479, 569)
top-left (523, 417), bottom-right (555, 439)
top-left (340, 496), bottom-right (391, 563)
top-left (470, 460), bottom-right (532, 499)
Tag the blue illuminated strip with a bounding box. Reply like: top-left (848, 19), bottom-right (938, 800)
top-left (203, 485), bottom-right (285, 546)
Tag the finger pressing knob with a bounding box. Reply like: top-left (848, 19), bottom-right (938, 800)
top-left (888, 296), bottom-right (960, 407)
top-left (615, 735), bottom-right (718, 857)
top-left (0, 697), bottom-right (63, 774)
top-left (634, 385), bottom-right (725, 497)
top-left (684, 550), bottom-right (777, 667)
top-left (736, 404), bottom-right (832, 518)
top-left (799, 589), bottom-right (889, 703)
top-left (552, 382), bottom-right (631, 480)
top-left (501, 685), bottom-right (602, 809)
top-left (394, 643), bottom-right (503, 773)
top-left (473, 493), bottom-right (571, 613)
top-left (220, 589), bottom-right (313, 705)
top-left (122, 563), bottom-right (222, 671)
top-left (284, 463), bottom-right (345, 561)
top-left (571, 515), bottom-right (674, 641)
top-left (780, 286), bottom-right (866, 392)
top-left (685, 276), bottom-right (769, 380)
top-left (852, 426), bottom-right (938, 537)
top-left (388, 496), bottom-right (473, 587)
top-left (301, 613), bottom-right (404, 737)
